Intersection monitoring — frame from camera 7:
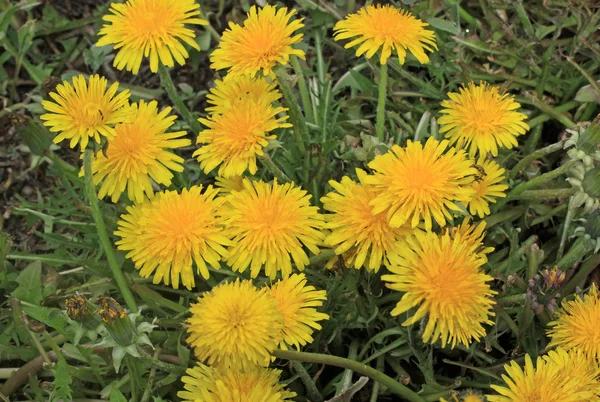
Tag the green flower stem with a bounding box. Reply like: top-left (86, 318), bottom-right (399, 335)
top-left (519, 94), bottom-right (576, 129)
top-left (527, 101), bottom-right (579, 129)
top-left (157, 64), bottom-right (201, 135)
top-left (510, 140), bottom-right (564, 178)
top-left (291, 56), bottom-right (315, 124)
top-left (510, 188), bottom-right (576, 200)
top-left (562, 254), bottom-right (600, 295)
top-left (556, 198), bottom-right (576, 261)
top-left (376, 63), bottom-right (388, 141)
top-left (259, 154), bottom-right (291, 182)
top-left (83, 149), bottom-right (138, 314)
top-left (276, 70), bottom-right (308, 157)
top-left (272, 349), bottom-right (426, 402)
top-left (292, 361), bottom-right (323, 402)
top-left (496, 160), bottom-right (578, 209)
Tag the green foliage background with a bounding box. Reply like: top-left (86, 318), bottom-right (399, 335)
top-left (1, 0), bottom-right (600, 401)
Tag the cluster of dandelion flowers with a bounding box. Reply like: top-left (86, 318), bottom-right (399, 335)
top-left (333, 4), bottom-right (437, 65)
top-left (97, 0), bottom-right (207, 74)
top-left (488, 348), bottom-right (600, 401)
top-left (466, 158), bottom-right (508, 218)
top-left (383, 229), bottom-right (496, 348)
top-left (270, 274), bottom-right (329, 350)
top-left (194, 88), bottom-right (291, 178)
top-left (221, 179), bottom-right (325, 279)
top-left (210, 5), bottom-right (305, 78)
top-left (115, 186), bottom-right (232, 290)
top-left (547, 285), bottom-right (600, 359)
top-left (321, 169), bottom-right (412, 272)
top-left (90, 100), bottom-right (190, 203)
top-left (41, 74), bottom-right (133, 149)
top-left (186, 279), bottom-right (284, 368)
top-left (205, 75), bottom-right (281, 116)
top-left (365, 138), bottom-right (477, 231)
top-left (178, 363), bottom-right (295, 402)
top-left (439, 82), bottom-right (529, 157)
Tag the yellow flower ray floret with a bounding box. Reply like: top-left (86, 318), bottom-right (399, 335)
top-left (90, 100), bottom-right (191, 203)
top-left (365, 138), bottom-right (477, 231)
top-left (221, 179), bottom-right (325, 279)
top-left (97, 0), bottom-right (207, 74)
top-left (41, 74), bottom-right (134, 149)
top-left (333, 4), bottom-right (437, 65)
top-left (115, 186), bottom-right (232, 290)
top-left (210, 5), bottom-right (305, 78)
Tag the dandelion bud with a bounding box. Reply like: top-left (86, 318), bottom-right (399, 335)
top-left (97, 296), bottom-right (136, 347)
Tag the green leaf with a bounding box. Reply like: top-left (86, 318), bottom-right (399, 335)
top-left (575, 82), bottom-right (600, 103)
top-left (50, 360), bottom-right (73, 402)
top-left (17, 20), bottom-right (36, 54)
top-left (83, 45), bottom-right (113, 72)
top-left (22, 305), bottom-right (68, 335)
top-left (109, 388), bottom-right (127, 402)
top-left (426, 17), bottom-right (460, 35)
top-left (11, 260), bottom-right (42, 304)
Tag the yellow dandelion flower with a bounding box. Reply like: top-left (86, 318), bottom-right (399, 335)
top-left (41, 74), bottom-right (133, 149)
top-left (90, 100), bottom-right (191, 203)
top-left (178, 363), bottom-right (296, 402)
top-left (333, 4), bottom-right (437, 65)
top-left (269, 274), bottom-right (329, 349)
top-left (186, 279), bottom-right (284, 368)
top-left (364, 137), bottom-right (477, 231)
top-left (321, 169), bottom-right (412, 272)
top-left (438, 82), bottom-right (529, 157)
top-left (193, 89), bottom-right (291, 178)
top-left (206, 75), bottom-right (281, 116)
top-left (448, 218), bottom-right (494, 260)
top-left (214, 175), bottom-right (245, 195)
top-left (466, 158), bottom-right (508, 218)
top-left (547, 285), bottom-right (600, 359)
top-left (488, 348), bottom-right (600, 402)
top-left (114, 186), bottom-right (232, 290)
top-left (210, 5), bottom-right (305, 78)
top-left (441, 390), bottom-right (485, 402)
top-left (383, 229), bottom-right (496, 348)
top-left (97, 0), bottom-right (207, 75)
top-left (221, 179), bottom-right (325, 279)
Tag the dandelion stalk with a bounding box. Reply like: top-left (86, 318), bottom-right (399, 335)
top-left (376, 63), bottom-right (388, 141)
top-left (157, 64), bottom-right (201, 135)
top-left (83, 149), bottom-right (138, 314)
top-left (272, 349), bottom-right (426, 402)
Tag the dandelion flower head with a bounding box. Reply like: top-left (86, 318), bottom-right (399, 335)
top-left (41, 74), bottom-right (133, 149)
top-left (270, 274), bottom-right (329, 349)
top-left (438, 82), bottom-right (529, 157)
top-left (178, 363), bottom-right (296, 402)
top-left (97, 0), bottom-right (207, 74)
top-left (547, 284), bottom-right (600, 359)
top-left (210, 5), bottom-right (305, 78)
top-left (186, 279), bottom-right (284, 368)
top-left (194, 85), bottom-right (291, 178)
top-left (488, 348), bottom-right (600, 401)
top-left (90, 100), bottom-right (190, 203)
top-left (383, 229), bottom-right (496, 348)
top-left (206, 75), bottom-right (282, 116)
top-left (221, 179), bottom-right (325, 279)
top-left (321, 169), bottom-right (412, 272)
top-left (115, 186), bottom-right (232, 290)
top-left (365, 137), bottom-right (477, 231)
top-left (466, 158), bottom-right (508, 218)
top-left (333, 4), bottom-right (437, 65)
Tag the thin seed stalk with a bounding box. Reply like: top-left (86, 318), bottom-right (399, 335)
top-left (157, 64), bottom-right (201, 134)
top-left (83, 149), bottom-right (138, 313)
top-left (272, 349), bottom-right (425, 402)
top-left (376, 63), bottom-right (388, 141)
